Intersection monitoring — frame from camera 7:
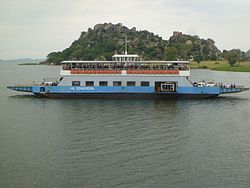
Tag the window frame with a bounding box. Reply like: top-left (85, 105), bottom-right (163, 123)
top-left (99, 81), bottom-right (108, 86)
top-left (127, 81), bottom-right (136, 86)
top-left (72, 81), bottom-right (80, 86)
top-left (141, 81), bottom-right (150, 87)
top-left (86, 81), bottom-right (94, 86)
top-left (113, 81), bottom-right (122, 86)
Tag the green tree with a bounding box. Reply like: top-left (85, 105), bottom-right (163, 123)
top-left (194, 53), bottom-right (202, 65)
top-left (47, 52), bottom-right (64, 64)
top-left (178, 43), bottom-right (192, 59)
top-left (164, 47), bottom-right (177, 60)
top-left (225, 51), bottom-right (239, 66)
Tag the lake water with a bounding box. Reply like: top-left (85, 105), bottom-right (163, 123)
top-left (0, 62), bottom-right (250, 188)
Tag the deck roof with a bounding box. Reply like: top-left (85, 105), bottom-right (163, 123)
top-left (61, 60), bottom-right (190, 64)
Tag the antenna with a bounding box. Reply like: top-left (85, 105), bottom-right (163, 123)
top-left (125, 36), bottom-right (128, 55)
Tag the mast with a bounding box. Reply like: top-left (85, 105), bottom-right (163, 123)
top-left (125, 35), bottom-right (128, 55)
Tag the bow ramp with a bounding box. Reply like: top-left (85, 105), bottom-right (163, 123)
top-left (220, 86), bottom-right (249, 94)
top-left (7, 85), bottom-right (33, 93)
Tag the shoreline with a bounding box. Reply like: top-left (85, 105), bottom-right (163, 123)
top-left (190, 60), bottom-right (250, 72)
top-left (18, 63), bottom-right (38, 65)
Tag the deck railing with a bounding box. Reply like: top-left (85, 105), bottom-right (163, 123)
top-left (71, 70), bottom-right (122, 74)
top-left (127, 70), bottom-right (179, 74)
top-left (70, 69), bottom-right (180, 75)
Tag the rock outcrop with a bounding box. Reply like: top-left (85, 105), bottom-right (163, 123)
top-left (44, 23), bottom-right (222, 64)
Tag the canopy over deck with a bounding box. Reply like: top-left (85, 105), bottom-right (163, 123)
top-left (61, 60), bottom-right (190, 64)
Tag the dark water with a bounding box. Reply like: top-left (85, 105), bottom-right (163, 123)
top-left (1, 62), bottom-right (250, 188)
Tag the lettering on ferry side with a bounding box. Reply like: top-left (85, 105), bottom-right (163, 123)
top-left (70, 87), bottom-right (75, 90)
top-left (75, 87), bottom-right (94, 91)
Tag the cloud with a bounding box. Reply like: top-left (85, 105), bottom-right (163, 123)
top-left (0, 0), bottom-right (249, 59)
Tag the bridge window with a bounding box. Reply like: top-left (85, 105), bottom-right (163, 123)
top-left (86, 81), bottom-right (94, 86)
top-left (99, 81), bottom-right (108, 86)
top-left (72, 81), bottom-right (80, 86)
top-left (113, 81), bottom-right (122, 86)
top-left (127, 81), bottom-right (136, 86)
top-left (141, 81), bottom-right (150, 87)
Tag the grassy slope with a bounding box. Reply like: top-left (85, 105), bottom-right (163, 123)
top-left (190, 60), bottom-right (250, 72)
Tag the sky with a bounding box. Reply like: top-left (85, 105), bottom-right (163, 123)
top-left (1, 0), bottom-right (250, 59)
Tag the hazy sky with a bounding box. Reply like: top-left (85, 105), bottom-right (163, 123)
top-left (1, 0), bottom-right (250, 59)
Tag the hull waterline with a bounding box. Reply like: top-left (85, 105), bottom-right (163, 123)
top-left (34, 92), bottom-right (219, 99)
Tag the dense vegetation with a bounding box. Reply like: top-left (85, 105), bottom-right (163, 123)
top-left (43, 23), bottom-right (226, 65)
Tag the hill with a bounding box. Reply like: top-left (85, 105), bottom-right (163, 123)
top-left (43, 23), bottom-right (222, 65)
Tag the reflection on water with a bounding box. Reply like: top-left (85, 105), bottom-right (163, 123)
top-left (1, 63), bottom-right (250, 187)
top-left (8, 94), bottom-right (39, 99)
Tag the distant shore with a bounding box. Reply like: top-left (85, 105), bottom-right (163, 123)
top-left (190, 60), bottom-right (250, 72)
top-left (18, 63), bottom-right (60, 66)
top-left (18, 63), bottom-right (38, 65)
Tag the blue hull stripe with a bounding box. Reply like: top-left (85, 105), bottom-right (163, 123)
top-left (8, 85), bottom-right (247, 97)
top-left (32, 86), bottom-right (221, 95)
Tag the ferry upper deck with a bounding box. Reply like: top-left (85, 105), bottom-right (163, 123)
top-left (60, 54), bottom-right (190, 77)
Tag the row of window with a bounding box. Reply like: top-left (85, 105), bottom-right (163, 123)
top-left (72, 81), bottom-right (150, 87)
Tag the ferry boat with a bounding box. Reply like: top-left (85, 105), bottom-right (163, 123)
top-left (7, 49), bottom-right (249, 99)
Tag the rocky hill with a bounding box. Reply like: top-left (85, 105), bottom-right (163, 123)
top-left (43, 23), bottom-right (222, 64)
top-left (169, 31), bottom-right (221, 61)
